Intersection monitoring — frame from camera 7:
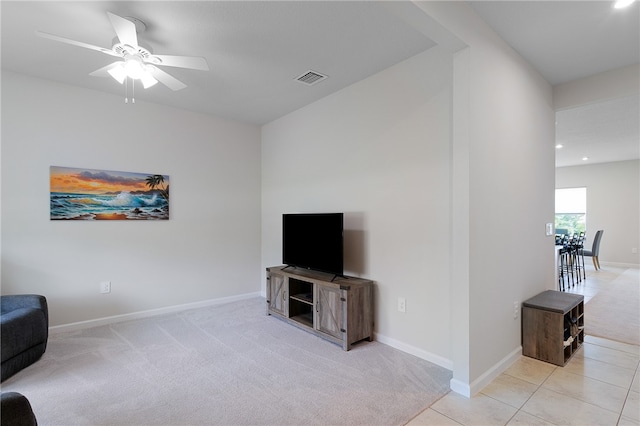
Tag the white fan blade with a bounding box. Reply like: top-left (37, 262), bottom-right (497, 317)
top-left (107, 12), bottom-right (138, 48)
top-left (149, 54), bottom-right (209, 71)
top-left (35, 31), bottom-right (118, 56)
top-left (147, 66), bottom-right (187, 91)
top-left (89, 62), bottom-right (122, 77)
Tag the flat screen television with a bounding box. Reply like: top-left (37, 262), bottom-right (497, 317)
top-left (282, 213), bottom-right (344, 276)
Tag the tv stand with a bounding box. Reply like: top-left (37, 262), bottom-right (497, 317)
top-left (266, 266), bottom-right (374, 350)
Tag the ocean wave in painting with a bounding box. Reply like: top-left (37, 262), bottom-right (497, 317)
top-left (51, 191), bottom-right (169, 220)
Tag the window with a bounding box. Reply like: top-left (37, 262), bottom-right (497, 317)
top-left (555, 187), bottom-right (586, 235)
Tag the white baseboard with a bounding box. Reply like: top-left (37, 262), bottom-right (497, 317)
top-left (374, 335), bottom-right (524, 398)
top-left (599, 261), bottom-right (639, 268)
top-left (450, 346), bottom-right (522, 397)
top-left (374, 332), bottom-right (453, 371)
top-left (49, 292), bottom-right (262, 334)
top-left (449, 378), bottom-right (471, 397)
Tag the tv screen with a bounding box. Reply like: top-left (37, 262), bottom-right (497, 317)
top-left (282, 213), bottom-right (344, 276)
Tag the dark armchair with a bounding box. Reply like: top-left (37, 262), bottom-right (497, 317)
top-left (1, 295), bottom-right (48, 382)
top-left (1, 392), bottom-right (38, 426)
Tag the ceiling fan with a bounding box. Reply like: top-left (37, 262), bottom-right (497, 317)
top-left (36, 11), bottom-right (209, 91)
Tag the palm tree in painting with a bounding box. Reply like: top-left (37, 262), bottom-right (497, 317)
top-left (145, 175), bottom-right (169, 202)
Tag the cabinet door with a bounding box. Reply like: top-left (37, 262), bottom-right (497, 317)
top-left (316, 285), bottom-right (345, 339)
top-left (267, 273), bottom-right (287, 316)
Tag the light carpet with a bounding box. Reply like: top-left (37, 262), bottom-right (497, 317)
top-left (1, 297), bottom-right (451, 425)
top-left (584, 267), bottom-right (640, 346)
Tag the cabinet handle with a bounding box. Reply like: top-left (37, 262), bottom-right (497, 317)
top-left (282, 291), bottom-right (286, 301)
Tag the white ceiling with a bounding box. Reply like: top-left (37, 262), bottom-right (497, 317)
top-left (470, 1), bottom-right (640, 168)
top-left (1, 1), bottom-right (639, 167)
top-left (556, 95), bottom-right (639, 167)
top-left (469, 1), bottom-right (639, 86)
top-left (0, 1), bottom-right (437, 124)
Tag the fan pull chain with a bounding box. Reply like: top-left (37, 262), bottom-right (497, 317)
top-left (122, 78), bottom-right (138, 105)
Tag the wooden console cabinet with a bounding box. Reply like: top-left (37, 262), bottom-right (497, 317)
top-left (266, 266), bottom-right (374, 351)
top-left (522, 290), bottom-right (584, 366)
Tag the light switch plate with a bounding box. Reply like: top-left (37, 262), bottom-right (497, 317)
top-left (545, 223), bottom-right (554, 236)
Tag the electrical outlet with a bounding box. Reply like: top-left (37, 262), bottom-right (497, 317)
top-left (513, 301), bottom-right (519, 319)
top-left (100, 281), bottom-right (111, 294)
top-left (398, 297), bottom-right (406, 313)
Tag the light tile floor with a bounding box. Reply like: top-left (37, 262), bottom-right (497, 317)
top-left (408, 265), bottom-right (640, 426)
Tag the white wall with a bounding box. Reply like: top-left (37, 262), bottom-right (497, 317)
top-left (262, 47), bottom-right (454, 366)
top-left (2, 1), bottom-right (558, 398)
top-left (263, 1), bottom-right (556, 396)
top-left (554, 64), bottom-right (639, 111)
top-left (413, 2), bottom-right (556, 395)
top-left (556, 160), bottom-right (640, 266)
top-left (553, 66), bottom-right (639, 267)
top-left (1, 72), bottom-right (262, 327)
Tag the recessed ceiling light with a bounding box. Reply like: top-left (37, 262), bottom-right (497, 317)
top-left (555, 144), bottom-right (563, 149)
top-left (582, 157), bottom-right (589, 161)
top-left (614, 0), bottom-right (636, 9)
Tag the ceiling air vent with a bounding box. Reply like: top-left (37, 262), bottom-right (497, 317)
top-left (295, 70), bottom-right (328, 86)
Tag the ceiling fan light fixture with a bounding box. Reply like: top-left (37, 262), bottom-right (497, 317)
top-left (107, 63), bottom-right (127, 84)
top-left (141, 72), bottom-right (158, 89)
top-left (37, 11), bottom-right (208, 93)
top-left (124, 57), bottom-right (145, 79)
top-left (105, 56), bottom-right (157, 89)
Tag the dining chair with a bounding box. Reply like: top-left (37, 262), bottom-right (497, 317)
top-left (558, 235), bottom-right (575, 290)
top-left (582, 230), bottom-right (604, 270)
top-left (572, 232), bottom-right (586, 281)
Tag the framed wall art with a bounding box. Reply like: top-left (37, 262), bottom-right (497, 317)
top-left (50, 166), bottom-right (169, 220)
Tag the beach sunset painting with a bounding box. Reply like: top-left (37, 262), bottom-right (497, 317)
top-left (50, 166), bottom-right (169, 220)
